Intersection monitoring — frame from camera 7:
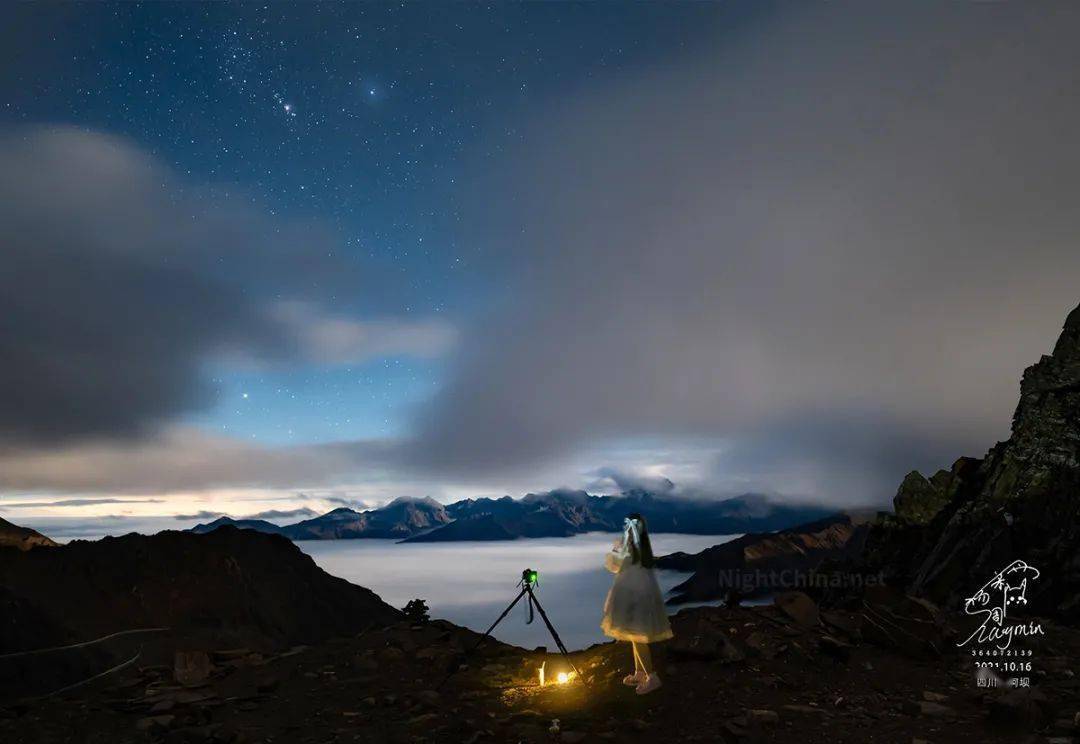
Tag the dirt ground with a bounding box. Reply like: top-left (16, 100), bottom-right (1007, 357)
top-left (1, 603), bottom-right (1077, 744)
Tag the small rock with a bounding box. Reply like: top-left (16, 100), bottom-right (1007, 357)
top-left (922, 690), bottom-right (948, 703)
top-left (818, 634), bottom-right (851, 661)
top-left (630, 718), bottom-right (648, 731)
top-left (278, 645), bottom-right (309, 658)
top-left (775, 592), bottom-right (820, 627)
top-left (174, 651), bottom-right (212, 687)
top-left (149, 699), bottom-right (175, 714)
top-left (212, 648), bottom-right (251, 660)
top-left (362, 697), bottom-right (377, 707)
top-left (256, 676), bottom-right (280, 693)
top-left (747, 709), bottom-right (779, 727)
top-left (417, 690), bottom-right (441, 707)
top-left (918, 701), bottom-right (955, 718)
top-left (782, 704), bottom-right (825, 715)
top-left (407, 713), bottom-right (440, 726)
top-left (136, 715), bottom-right (175, 732)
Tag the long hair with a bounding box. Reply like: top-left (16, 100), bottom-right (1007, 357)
top-left (626, 512), bottom-right (655, 568)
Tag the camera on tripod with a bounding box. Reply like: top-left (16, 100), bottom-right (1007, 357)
top-left (439, 566), bottom-right (586, 689)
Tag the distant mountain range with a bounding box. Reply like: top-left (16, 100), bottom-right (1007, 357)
top-left (189, 490), bottom-right (835, 542)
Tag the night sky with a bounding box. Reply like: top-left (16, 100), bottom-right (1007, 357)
top-left (2, 3), bottom-right (718, 446)
top-left (4, 3), bottom-right (1080, 537)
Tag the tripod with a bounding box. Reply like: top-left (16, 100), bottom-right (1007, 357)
top-left (439, 568), bottom-right (587, 689)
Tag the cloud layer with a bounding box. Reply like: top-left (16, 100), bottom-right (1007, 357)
top-left (414, 3), bottom-right (1080, 503)
top-left (0, 126), bottom-right (450, 447)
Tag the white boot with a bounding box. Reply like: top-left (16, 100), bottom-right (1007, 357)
top-left (635, 673), bottom-right (662, 695)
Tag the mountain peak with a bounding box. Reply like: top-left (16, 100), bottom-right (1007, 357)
top-left (0, 517), bottom-right (58, 551)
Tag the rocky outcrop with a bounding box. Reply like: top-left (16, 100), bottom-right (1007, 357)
top-left (865, 302), bottom-right (1080, 621)
top-left (891, 462), bottom-right (977, 527)
top-left (0, 517), bottom-right (58, 551)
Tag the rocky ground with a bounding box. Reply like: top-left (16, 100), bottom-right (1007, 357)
top-left (2, 597), bottom-right (1076, 744)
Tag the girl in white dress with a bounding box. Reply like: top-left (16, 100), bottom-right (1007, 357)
top-left (601, 513), bottom-right (673, 695)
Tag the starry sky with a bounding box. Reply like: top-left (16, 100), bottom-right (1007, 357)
top-left (2, 2), bottom-right (716, 446)
top-left (4, 3), bottom-right (1080, 538)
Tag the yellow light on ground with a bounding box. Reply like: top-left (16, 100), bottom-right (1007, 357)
top-left (556, 672), bottom-right (569, 684)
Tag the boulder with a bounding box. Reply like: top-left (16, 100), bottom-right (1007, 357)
top-left (774, 591), bottom-right (820, 627)
top-left (174, 651), bottom-right (212, 687)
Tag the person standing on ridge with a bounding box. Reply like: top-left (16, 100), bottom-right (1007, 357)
top-left (601, 513), bottom-right (673, 695)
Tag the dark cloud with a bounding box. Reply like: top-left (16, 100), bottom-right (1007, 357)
top-left (0, 127), bottom-right (448, 447)
top-left (244, 507), bottom-right (317, 520)
top-left (0, 497), bottom-right (163, 509)
top-left (170, 507), bottom-right (315, 522)
top-left (172, 511), bottom-right (223, 522)
top-left (0, 427), bottom-right (402, 494)
top-left (414, 3), bottom-right (1080, 504)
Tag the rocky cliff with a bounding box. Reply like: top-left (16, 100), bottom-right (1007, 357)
top-left (865, 302), bottom-right (1080, 621)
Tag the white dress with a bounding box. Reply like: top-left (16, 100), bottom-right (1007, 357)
top-left (600, 536), bottom-right (674, 644)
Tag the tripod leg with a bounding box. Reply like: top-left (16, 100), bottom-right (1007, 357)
top-left (526, 587), bottom-right (589, 688)
top-left (438, 587), bottom-right (528, 690)
top-left (472, 587), bottom-right (527, 652)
